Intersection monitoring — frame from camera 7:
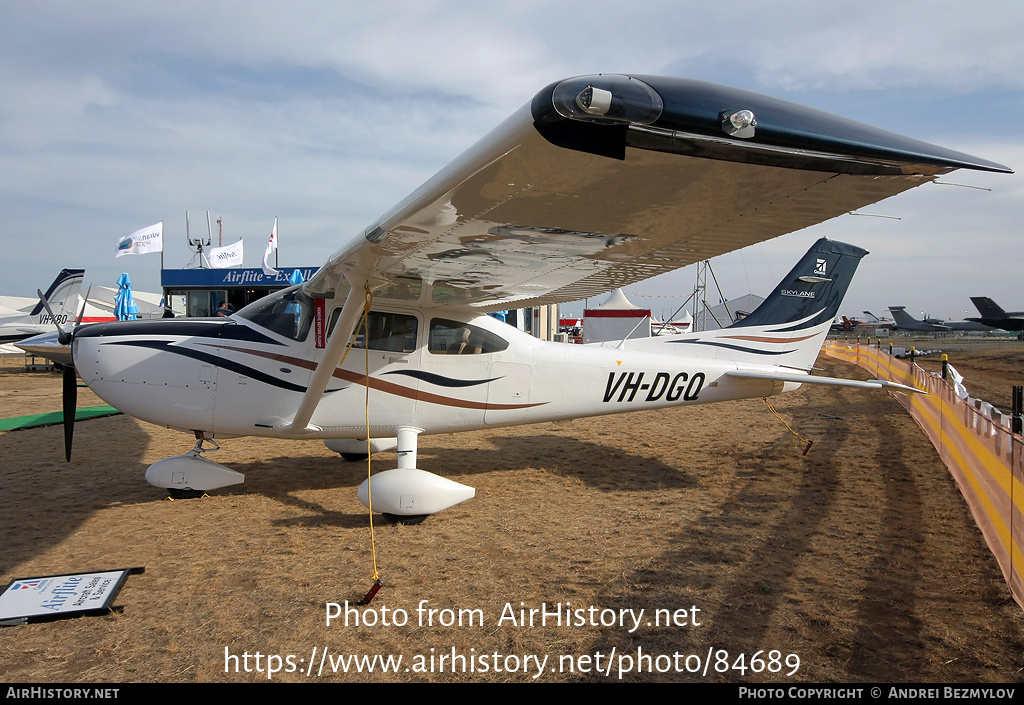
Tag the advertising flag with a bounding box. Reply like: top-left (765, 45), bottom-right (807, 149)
top-left (115, 222), bottom-right (163, 258)
top-left (262, 217), bottom-right (279, 277)
top-left (209, 239), bottom-right (244, 269)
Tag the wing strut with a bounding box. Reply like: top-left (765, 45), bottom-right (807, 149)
top-left (279, 282), bottom-right (369, 434)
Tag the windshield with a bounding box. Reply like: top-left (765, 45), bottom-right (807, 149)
top-left (235, 285), bottom-right (314, 341)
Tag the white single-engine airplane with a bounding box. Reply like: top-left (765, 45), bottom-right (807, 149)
top-left (0, 269), bottom-right (83, 353)
top-left (65, 74), bottom-right (1010, 519)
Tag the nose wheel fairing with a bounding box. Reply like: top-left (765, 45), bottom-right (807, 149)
top-left (145, 435), bottom-right (244, 491)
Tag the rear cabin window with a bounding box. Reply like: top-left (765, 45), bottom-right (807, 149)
top-left (429, 318), bottom-right (509, 355)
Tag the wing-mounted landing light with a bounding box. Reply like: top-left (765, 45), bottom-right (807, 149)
top-left (721, 109), bottom-right (757, 138)
top-left (552, 74), bottom-right (664, 125)
top-left (575, 85), bottom-right (613, 115)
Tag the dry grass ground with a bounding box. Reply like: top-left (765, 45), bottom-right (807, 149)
top-left (0, 351), bottom-right (1022, 683)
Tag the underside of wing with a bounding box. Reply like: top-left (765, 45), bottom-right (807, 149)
top-left (307, 74), bottom-right (1009, 309)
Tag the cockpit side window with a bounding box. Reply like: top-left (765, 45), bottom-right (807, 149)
top-left (235, 285), bottom-right (314, 341)
top-left (429, 318), bottom-right (509, 355)
top-left (326, 309), bottom-right (418, 354)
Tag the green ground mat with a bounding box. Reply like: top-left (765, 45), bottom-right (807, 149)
top-left (0, 406), bottom-right (122, 431)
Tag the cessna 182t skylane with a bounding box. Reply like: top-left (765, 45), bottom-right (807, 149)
top-left (63, 74), bottom-right (1010, 519)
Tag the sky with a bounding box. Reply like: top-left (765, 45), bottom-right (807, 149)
top-left (2, 1), bottom-right (1022, 323)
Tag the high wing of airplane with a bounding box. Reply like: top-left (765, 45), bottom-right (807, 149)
top-left (66, 74), bottom-right (1010, 519)
top-left (0, 269), bottom-right (84, 352)
top-left (967, 297), bottom-right (1024, 331)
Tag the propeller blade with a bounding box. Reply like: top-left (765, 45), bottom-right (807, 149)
top-left (63, 364), bottom-right (77, 462)
top-left (36, 288), bottom-right (72, 345)
top-left (75, 284), bottom-right (92, 327)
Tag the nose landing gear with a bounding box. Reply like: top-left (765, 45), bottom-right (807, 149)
top-left (145, 432), bottom-right (245, 495)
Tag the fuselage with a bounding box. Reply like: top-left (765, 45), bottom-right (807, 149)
top-left (73, 287), bottom-right (794, 440)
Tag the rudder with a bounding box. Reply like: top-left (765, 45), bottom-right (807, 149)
top-left (29, 269), bottom-right (85, 317)
top-left (729, 238), bottom-right (867, 330)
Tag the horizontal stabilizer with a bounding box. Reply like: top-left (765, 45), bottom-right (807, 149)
top-left (726, 369), bottom-right (924, 394)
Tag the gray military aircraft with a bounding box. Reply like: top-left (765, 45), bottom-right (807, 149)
top-left (888, 305), bottom-right (995, 332)
top-left (966, 297), bottom-right (1024, 332)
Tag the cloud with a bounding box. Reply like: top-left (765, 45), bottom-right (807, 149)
top-left (0, 1), bottom-right (1020, 314)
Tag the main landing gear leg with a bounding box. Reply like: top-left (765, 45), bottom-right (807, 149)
top-left (396, 425), bottom-right (421, 470)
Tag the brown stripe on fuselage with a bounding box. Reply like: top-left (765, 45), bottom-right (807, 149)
top-left (212, 344), bottom-right (546, 411)
top-left (716, 332), bottom-right (819, 344)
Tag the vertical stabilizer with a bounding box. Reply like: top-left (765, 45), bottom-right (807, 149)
top-left (664, 238), bottom-right (867, 371)
top-left (969, 297), bottom-right (1008, 320)
top-left (887, 306), bottom-right (916, 327)
top-left (29, 269), bottom-right (85, 318)
top-left (730, 239), bottom-right (867, 330)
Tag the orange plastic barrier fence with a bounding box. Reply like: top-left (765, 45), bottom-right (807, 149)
top-left (823, 341), bottom-right (1024, 609)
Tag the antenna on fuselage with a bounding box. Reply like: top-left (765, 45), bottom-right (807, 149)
top-left (614, 315), bottom-right (651, 349)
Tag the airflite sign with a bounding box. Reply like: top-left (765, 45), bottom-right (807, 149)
top-left (161, 267), bottom-right (320, 289)
top-left (0, 567), bottom-right (144, 626)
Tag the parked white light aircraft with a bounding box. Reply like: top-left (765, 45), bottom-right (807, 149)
top-left (0, 269), bottom-right (83, 354)
top-left (14, 281), bottom-right (166, 365)
top-left (64, 74), bottom-right (1010, 518)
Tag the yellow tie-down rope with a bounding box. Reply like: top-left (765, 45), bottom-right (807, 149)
top-left (327, 286), bottom-right (382, 603)
top-left (357, 288), bottom-right (384, 604)
top-left (762, 397), bottom-right (813, 456)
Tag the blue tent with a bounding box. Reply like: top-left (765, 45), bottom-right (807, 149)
top-left (114, 273), bottom-right (139, 321)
